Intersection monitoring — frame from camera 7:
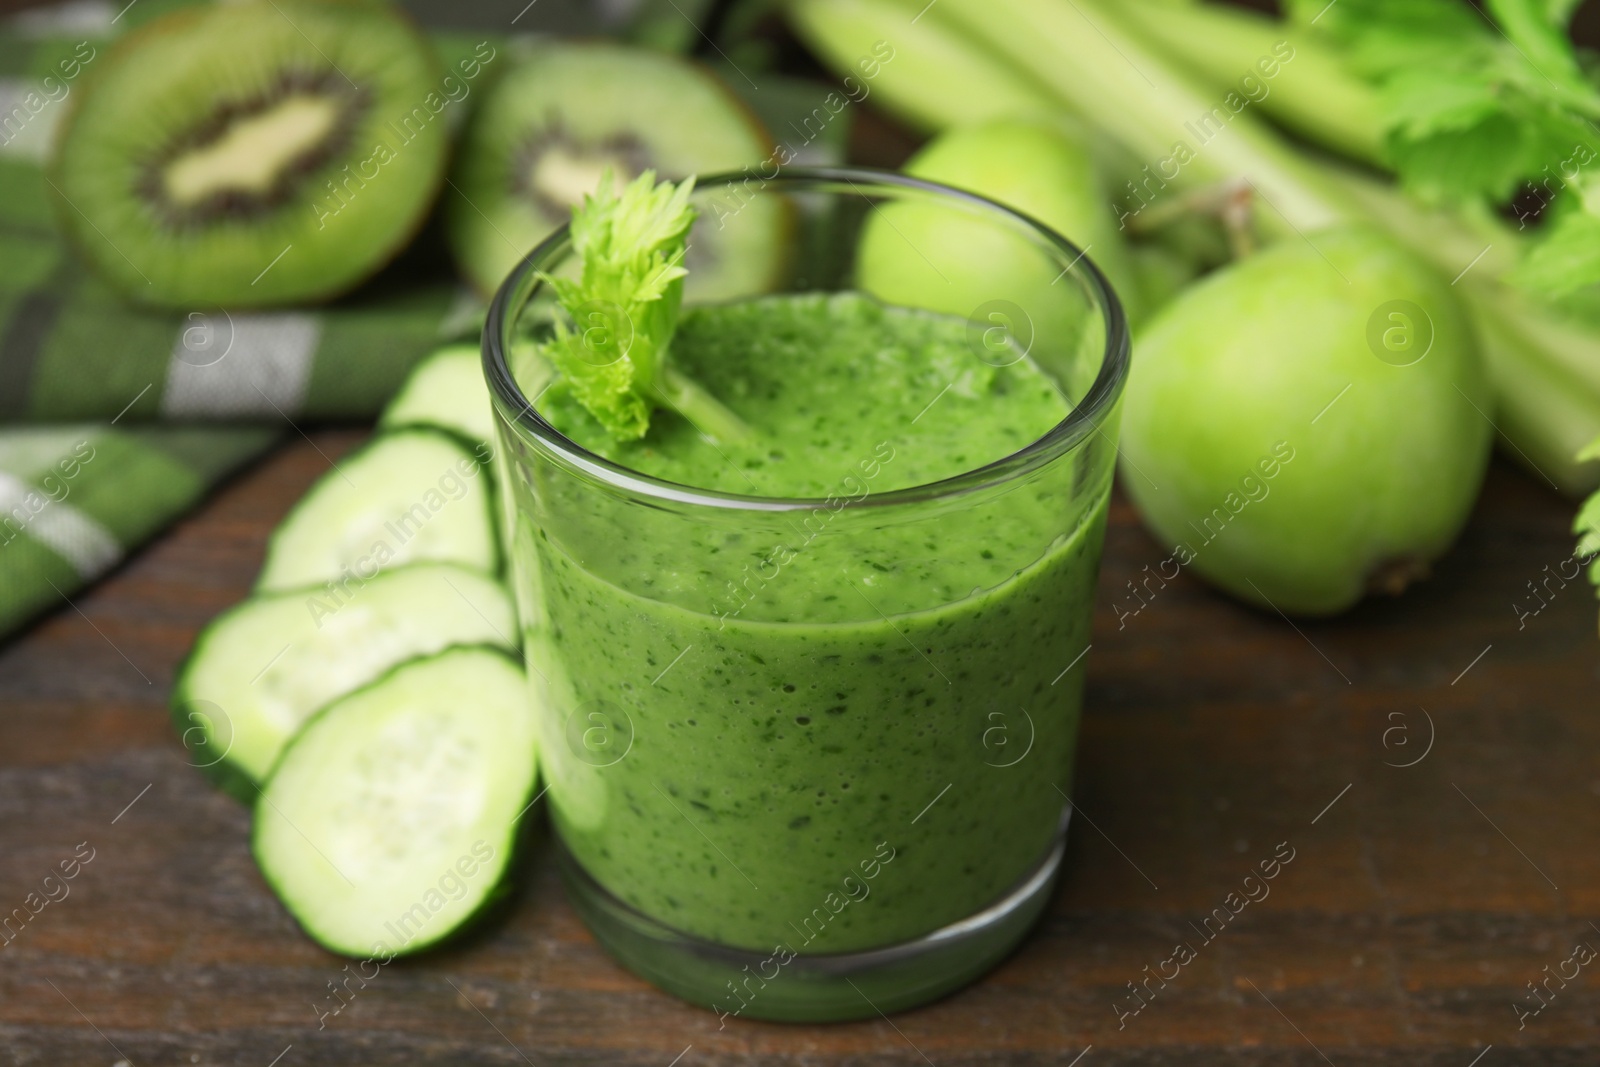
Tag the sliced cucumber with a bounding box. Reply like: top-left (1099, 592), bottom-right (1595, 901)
top-left (172, 563), bottom-right (517, 794)
top-left (258, 428), bottom-right (499, 593)
top-left (379, 343), bottom-right (497, 448)
top-left (253, 646), bottom-right (537, 958)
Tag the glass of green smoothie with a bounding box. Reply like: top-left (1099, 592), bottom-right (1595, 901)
top-left (483, 168), bottom-right (1129, 1021)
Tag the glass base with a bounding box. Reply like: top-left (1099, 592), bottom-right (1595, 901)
top-left (557, 807), bottom-right (1070, 1022)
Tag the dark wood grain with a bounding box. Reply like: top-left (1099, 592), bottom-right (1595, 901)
top-left (2, 433), bottom-right (1596, 1066)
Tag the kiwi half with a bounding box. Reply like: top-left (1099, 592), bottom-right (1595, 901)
top-left (446, 42), bottom-right (785, 302)
top-left (51, 0), bottom-right (450, 308)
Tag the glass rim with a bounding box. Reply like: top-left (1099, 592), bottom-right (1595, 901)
top-left (481, 165), bottom-right (1131, 513)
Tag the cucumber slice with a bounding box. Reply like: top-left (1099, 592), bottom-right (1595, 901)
top-left (172, 563), bottom-right (517, 794)
top-left (379, 343), bottom-right (497, 447)
top-left (258, 428), bottom-right (499, 593)
top-left (253, 646), bottom-right (537, 958)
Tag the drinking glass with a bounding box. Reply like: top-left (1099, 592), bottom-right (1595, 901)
top-left (483, 168), bottom-right (1129, 1021)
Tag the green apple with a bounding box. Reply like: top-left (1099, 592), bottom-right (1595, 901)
top-left (855, 116), bottom-right (1142, 352)
top-left (1129, 243), bottom-right (1200, 322)
top-left (1121, 225), bottom-right (1492, 616)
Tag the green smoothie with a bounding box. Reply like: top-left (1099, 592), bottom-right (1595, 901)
top-left (511, 290), bottom-right (1108, 954)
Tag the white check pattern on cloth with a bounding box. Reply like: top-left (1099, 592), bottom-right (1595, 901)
top-left (0, 77), bottom-right (67, 161)
top-left (161, 312), bottom-right (321, 418)
top-left (7, 0), bottom-right (115, 39)
top-left (0, 469), bottom-right (119, 579)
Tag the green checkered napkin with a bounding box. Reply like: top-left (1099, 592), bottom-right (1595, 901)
top-left (0, 424), bottom-right (276, 637)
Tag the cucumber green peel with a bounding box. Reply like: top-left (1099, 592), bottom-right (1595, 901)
top-left (540, 170), bottom-right (749, 443)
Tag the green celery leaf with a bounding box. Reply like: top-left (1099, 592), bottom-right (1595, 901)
top-left (1296, 0), bottom-right (1600, 211)
top-left (1513, 211), bottom-right (1600, 297)
top-left (539, 171), bottom-right (695, 441)
top-left (1485, 0), bottom-right (1592, 94)
top-left (1576, 488), bottom-right (1600, 589)
top-left (1544, 0), bottom-right (1585, 25)
top-left (1289, 0), bottom-right (1482, 42)
top-left (1385, 113), bottom-right (1544, 202)
top-left (1381, 66), bottom-right (1504, 137)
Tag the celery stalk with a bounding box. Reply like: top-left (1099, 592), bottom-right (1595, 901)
top-left (1474, 307), bottom-right (1600, 494)
top-left (1322, 166), bottom-right (1520, 281)
top-left (1114, 0), bottom-right (1387, 166)
top-left (785, 0), bottom-right (1060, 133)
top-left (1482, 0), bottom-right (1600, 115)
top-left (929, 0), bottom-right (1357, 235)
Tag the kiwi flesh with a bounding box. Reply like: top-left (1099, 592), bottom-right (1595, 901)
top-left (446, 42), bottom-right (785, 303)
top-left (51, 0), bottom-right (451, 308)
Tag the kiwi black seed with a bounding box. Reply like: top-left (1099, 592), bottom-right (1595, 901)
top-left (51, 0), bottom-right (452, 308)
top-left (446, 42), bottom-right (786, 302)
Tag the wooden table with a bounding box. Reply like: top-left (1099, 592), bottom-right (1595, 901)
top-left (2, 431), bottom-right (1595, 1066)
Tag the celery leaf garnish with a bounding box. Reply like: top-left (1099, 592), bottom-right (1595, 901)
top-left (540, 170), bottom-right (749, 443)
